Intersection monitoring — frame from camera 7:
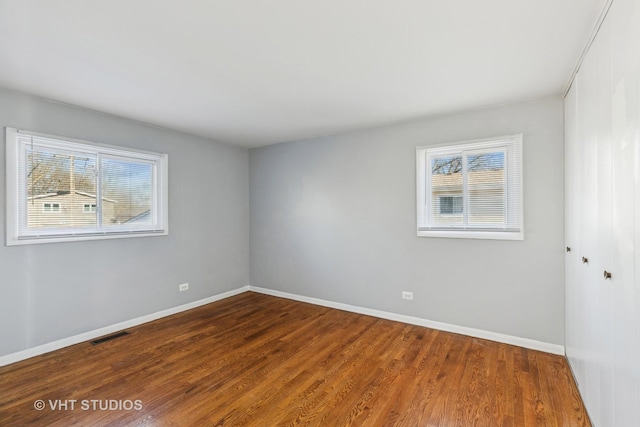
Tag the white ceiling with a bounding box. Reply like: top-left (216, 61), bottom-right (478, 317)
top-left (0, 0), bottom-right (606, 148)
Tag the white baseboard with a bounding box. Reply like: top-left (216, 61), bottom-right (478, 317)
top-left (249, 286), bottom-right (565, 356)
top-left (0, 286), bottom-right (249, 367)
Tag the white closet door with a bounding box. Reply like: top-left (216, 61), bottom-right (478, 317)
top-left (576, 18), bottom-right (613, 425)
top-left (595, 16), bottom-right (615, 427)
top-left (572, 62), bottom-right (589, 406)
top-left (635, 9), bottom-right (640, 424)
top-left (564, 83), bottom-right (580, 371)
top-left (611, 1), bottom-right (639, 425)
top-left (576, 34), bottom-right (599, 423)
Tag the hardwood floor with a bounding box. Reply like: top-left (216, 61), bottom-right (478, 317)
top-left (0, 292), bottom-right (590, 426)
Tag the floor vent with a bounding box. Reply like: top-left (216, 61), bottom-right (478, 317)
top-left (90, 331), bottom-right (129, 345)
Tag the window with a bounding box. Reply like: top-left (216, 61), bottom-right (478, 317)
top-left (416, 134), bottom-right (523, 240)
top-left (5, 128), bottom-right (169, 245)
top-left (439, 196), bottom-right (463, 215)
top-left (43, 203), bottom-right (61, 212)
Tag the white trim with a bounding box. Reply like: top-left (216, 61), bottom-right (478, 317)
top-left (15, 127), bottom-right (164, 159)
top-left (562, 0), bottom-right (614, 98)
top-left (417, 229), bottom-right (524, 240)
top-left (416, 133), bottom-right (523, 152)
top-left (6, 229), bottom-right (168, 246)
top-left (5, 127), bottom-right (19, 241)
top-left (0, 286), bottom-right (249, 367)
top-left (249, 286), bottom-right (565, 356)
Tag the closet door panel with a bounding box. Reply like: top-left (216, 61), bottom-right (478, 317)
top-left (633, 0), bottom-right (640, 417)
top-left (572, 67), bottom-right (589, 401)
top-left (594, 17), bottom-right (614, 427)
top-left (611, 0), bottom-right (640, 425)
top-left (576, 31), bottom-right (603, 423)
top-left (565, 83), bottom-right (581, 372)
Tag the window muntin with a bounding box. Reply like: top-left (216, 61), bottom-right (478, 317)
top-left (6, 128), bottom-right (168, 245)
top-left (416, 135), bottom-right (523, 240)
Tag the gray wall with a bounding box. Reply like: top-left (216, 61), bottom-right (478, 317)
top-left (0, 87), bottom-right (250, 357)
top-left (250, 96), bottom-right (565, 345)
top-left (0, 90), bottom-right (564, 358)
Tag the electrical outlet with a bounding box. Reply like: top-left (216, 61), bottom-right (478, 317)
top-left (179, 283), bottom-right (189, 292)
top-left (402, 291), bottom-right (413, 300)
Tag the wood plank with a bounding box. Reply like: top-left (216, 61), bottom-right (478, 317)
top-left (0, 292), bottom-right (591, 426)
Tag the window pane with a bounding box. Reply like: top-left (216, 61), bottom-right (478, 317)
top-left (431, 155), bottom-right (463, 226)
top-left (26, 146), bottom-right (97, 229)
top-left (101, 158), bottom-right (153, 226)
top-left (467, 151), bottom-right (505, 226)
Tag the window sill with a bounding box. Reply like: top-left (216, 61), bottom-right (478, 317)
top-left (417, 229), bottom-right (524, 241)
top-left (6, 230), bottom-right (168, 246)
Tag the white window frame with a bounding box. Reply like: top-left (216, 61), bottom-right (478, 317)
top-left (5, 127), bottom-right (169, 246)
top-left (83, 203), bottom-right (97, 213)
top-left (416, 134), bottom-right (523, 240)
